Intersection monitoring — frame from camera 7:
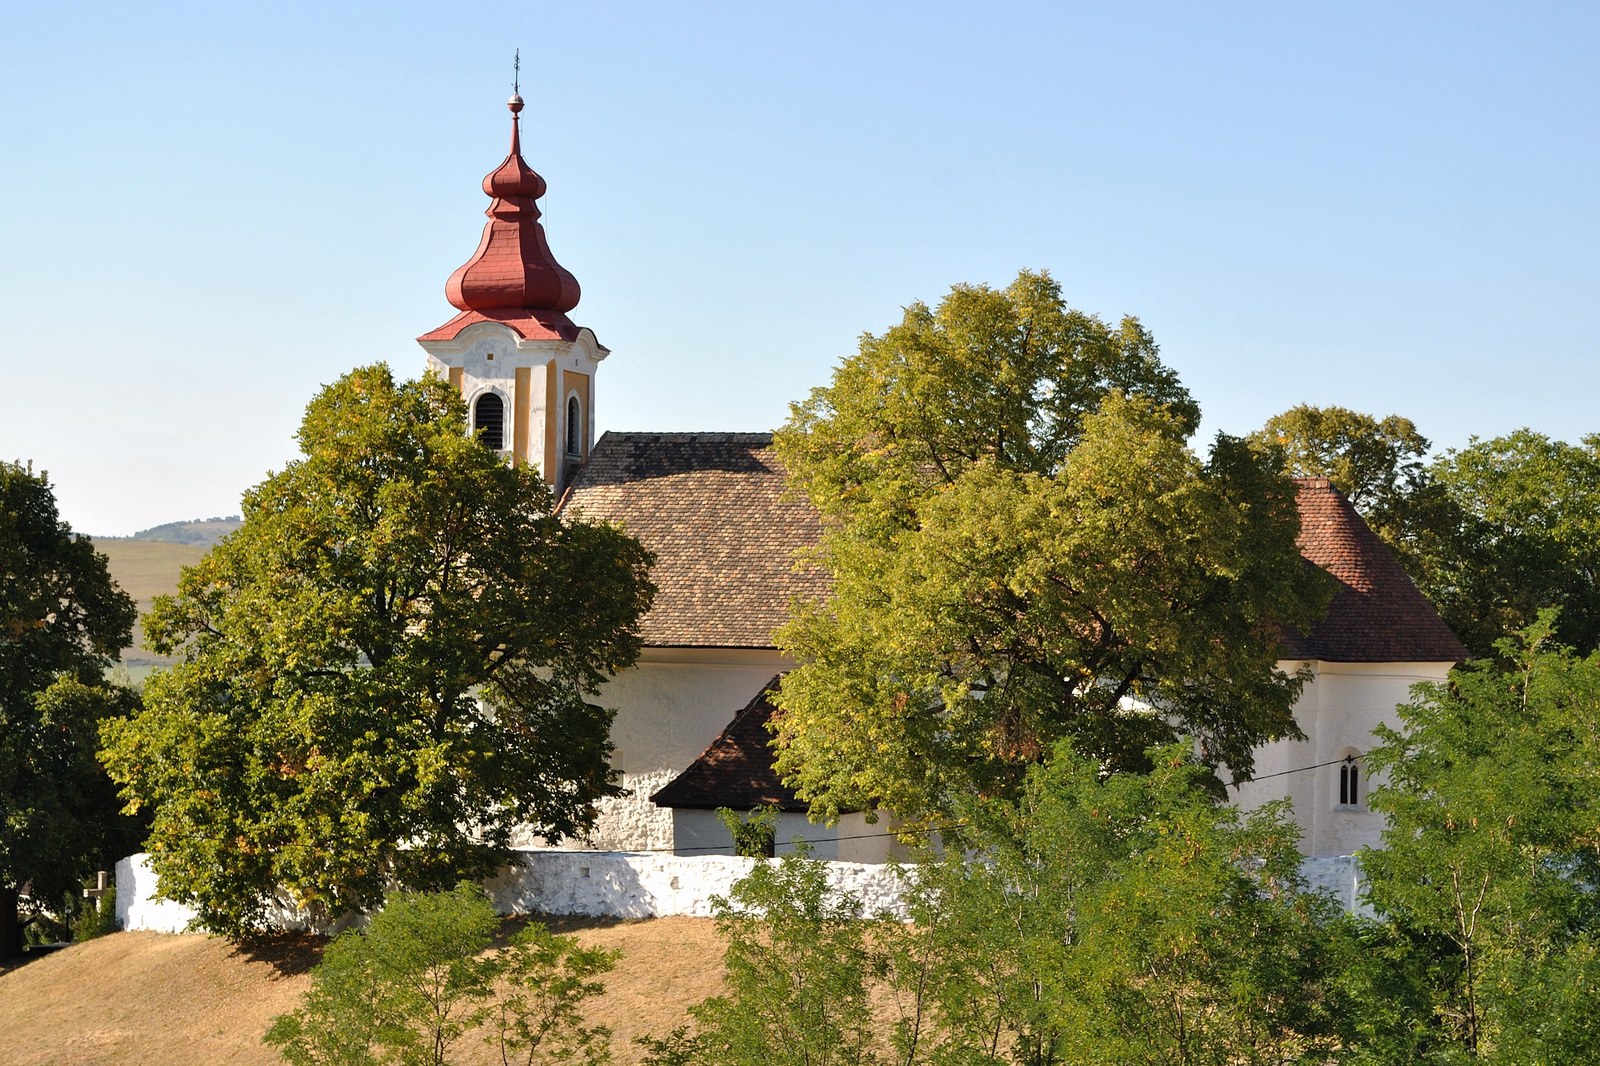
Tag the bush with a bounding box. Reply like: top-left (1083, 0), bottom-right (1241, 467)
top-left (640, 848), bottom-right (885, 1066)
top-left (73, 886), bottom-right (118, 942)
top-left (715, 806), bottom-right (781, 858)
top-left (265, 883), bottom-right (617, 1066)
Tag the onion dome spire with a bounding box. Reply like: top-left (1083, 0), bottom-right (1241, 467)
top-left (443, 93), bottom-right (581, 316)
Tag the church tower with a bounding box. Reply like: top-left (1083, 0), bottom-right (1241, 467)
top-left (417, 91), bottom-right (604, 493)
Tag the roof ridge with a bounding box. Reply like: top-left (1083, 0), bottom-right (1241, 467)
top-left (596, 430), bottom-right (776, 443)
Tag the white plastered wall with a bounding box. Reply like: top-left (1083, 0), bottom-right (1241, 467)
top-left (671, 810), bottom-right (895, 862)
top-left (1230, 659), bottom-right (1454, 858)
top-left (525, 646), bottom-right (795, 853)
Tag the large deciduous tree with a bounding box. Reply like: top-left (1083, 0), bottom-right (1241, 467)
top-left (0, 461), bottom-right (142, 959)
top-left (1248, 403), bottom-right (1432, 514)
top-left (100, 366), bottom-right (655, 936)
top-left (771, 271), bottom-right (1332, 823)
top-left (1423, 431), bottom-right (1600, 659)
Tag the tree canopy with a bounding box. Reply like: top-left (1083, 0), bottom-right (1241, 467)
top-left (0, 460), bottom-right (142, 958)
top-left (1357, 613), bottom-right (1600, 1063)
top-left (100, 366), bottom-right (656, 935)
top-left (771, 272), bottom-right (1332, 823)
top-left (1248, 403), bottom-right (1431, 513)
top-left (1423, 431), bottom-right (1600, 658)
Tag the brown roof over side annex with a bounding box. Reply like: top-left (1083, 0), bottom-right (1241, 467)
top-left (648, 678), bottom-right (803, 811)
top-left (561, 434), bottom-right (1464, 663)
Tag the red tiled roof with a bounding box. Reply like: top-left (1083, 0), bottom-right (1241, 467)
top-left (648, 678), bottom-right (804, 811)
top-left (1284, 478), bottom-right (1467, 663)
top-left (564, 437), bottom-right (1463, 662)
top-left (559, 433), bottom-right (829, 648)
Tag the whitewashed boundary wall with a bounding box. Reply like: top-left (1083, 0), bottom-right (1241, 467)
top-left (114, 853), bottom-right (365, 935)
top-left (483, 849), bottom-right (911, 919)
top-left (114, 849), bottom-right (914, 933)
top-left (1300, 854), bottom-right (1372, 917)
top-left (116, 850), bottom-right (1368, 933)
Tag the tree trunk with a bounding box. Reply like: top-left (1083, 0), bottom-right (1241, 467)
top-left (0, 885), bottom-right (21, 961)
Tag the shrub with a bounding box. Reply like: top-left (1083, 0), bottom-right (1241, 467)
top-left (265, 883), bottom-right (617, 1066)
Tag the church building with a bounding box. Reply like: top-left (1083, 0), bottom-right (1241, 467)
top-left (419, 98), bottom-right (1467, 863)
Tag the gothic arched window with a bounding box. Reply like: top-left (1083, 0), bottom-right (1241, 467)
top-left (1339, 753), bottom-right (1361, 807)
top-left (474, 393), bottom-right (504, 450)
top-left (566, 394), bottom-right (582, 457)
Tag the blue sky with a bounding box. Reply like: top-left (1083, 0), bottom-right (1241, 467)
top-left (1, 2), bottom-right (1595, 535)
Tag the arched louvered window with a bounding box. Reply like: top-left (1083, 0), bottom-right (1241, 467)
top-left (474, 393), bottom-right (504, 450)
top-left (566, 394), bottom-right (582, 457)
top-left (1339, 753), bottom-right (1361, 807)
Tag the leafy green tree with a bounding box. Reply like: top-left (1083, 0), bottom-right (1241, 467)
top-left (485, 920), bottom-right (617, 1066)
top-left (640, 850), bottom-right (885, 1066)
top-left (101, 366), bottom-right (655, 936)
top-left (265, 883), bottom-right (618, 1066)
top-left (773, 272), bottom-right (1331, 823)
top-left (266, 883), bottom-right (499, 1066)
top-left (715, 805), bottom-right (781, 858)
top-left (887, 742), bottom-right (1354, 1066)
top-left (0, 461), bottom-right (142, 959)
top-left (1249, 404), bottom-right (1431, 512)
top-left (1423, 432), bottom-right (1600, 658)
top-left (1359, 612), bottom-right (1600, 1063)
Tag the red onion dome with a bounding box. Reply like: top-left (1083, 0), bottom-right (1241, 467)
top-left (443, 97), bottom-right (580, 315)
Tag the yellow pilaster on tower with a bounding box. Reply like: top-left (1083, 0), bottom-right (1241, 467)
top-left (544, 360), bottom-right (559, 486)
top-left (513, 367), bottom-right (531, 467)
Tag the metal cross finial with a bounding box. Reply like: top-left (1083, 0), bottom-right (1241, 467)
top-left (514, 49), bottom-right (520, 95)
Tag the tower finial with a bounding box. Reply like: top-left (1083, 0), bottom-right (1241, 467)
top-left (508, 49), bottom-right (524, 115)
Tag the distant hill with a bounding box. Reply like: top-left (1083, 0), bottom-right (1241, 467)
top-left (119, 516), bottom-right (243, 549)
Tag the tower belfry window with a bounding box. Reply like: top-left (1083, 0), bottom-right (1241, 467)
top-left (566, 394), bottom-right (582, 457)
top-left (475, 393), bottom-right (505, 450)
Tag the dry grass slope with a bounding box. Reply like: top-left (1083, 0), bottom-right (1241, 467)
top-left (0, 917), bottom-right (724, 1066)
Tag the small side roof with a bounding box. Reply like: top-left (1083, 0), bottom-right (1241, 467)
top-left (648, 678), bottom-right (805, 811)
top-left (1286, 478), bottom-right (1467, 663)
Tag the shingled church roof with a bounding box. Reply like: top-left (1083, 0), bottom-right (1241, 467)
top-left (562, 435), bottom-right (1464, 663)
top-left (560, 432), bottom-right (828, 648)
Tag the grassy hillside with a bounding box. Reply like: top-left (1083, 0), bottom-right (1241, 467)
top-left (93, 539), bottom-right (209, 679)
top-left (0, 917), bottom-right (723, 1066)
